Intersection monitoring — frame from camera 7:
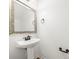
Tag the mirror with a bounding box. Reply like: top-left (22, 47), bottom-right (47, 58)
top-left (9, 0), bottom-right (37, 34)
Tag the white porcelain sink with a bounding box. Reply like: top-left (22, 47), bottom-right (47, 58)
top-left (16, 38), bottom-right (40, 48)
top-left (16, 38), bottom-right (40, 59)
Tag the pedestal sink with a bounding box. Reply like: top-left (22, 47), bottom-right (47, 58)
top-left (16, 38), bottom-right (40, 59)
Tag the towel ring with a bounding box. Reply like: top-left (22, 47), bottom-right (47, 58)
top-left (41, 18), bottom-right (45, 24)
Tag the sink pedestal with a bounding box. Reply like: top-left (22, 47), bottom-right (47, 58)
top-left (27, 48), bottom-right (34, 59)
top-left (16, 38), bottom-right (40, 59)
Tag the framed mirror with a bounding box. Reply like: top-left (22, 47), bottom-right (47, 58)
top-left (9, 0), bottom-right (37, 34)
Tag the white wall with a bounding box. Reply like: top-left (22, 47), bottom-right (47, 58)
top-left (37, 0), bottom-right (69, 59)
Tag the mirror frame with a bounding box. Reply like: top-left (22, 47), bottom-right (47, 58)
top-left (9, 0), bottom-right (37, 34)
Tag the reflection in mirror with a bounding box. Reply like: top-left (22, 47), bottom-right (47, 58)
top-left (14, 1), bottom-right (35, 32)
top-left (9, 0), bottom-right (37, 34)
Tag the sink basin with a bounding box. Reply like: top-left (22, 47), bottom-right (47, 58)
top-left (16, 38), bottom-right (40, 48)
top-left (16, 38), bottom-right (40, 59)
